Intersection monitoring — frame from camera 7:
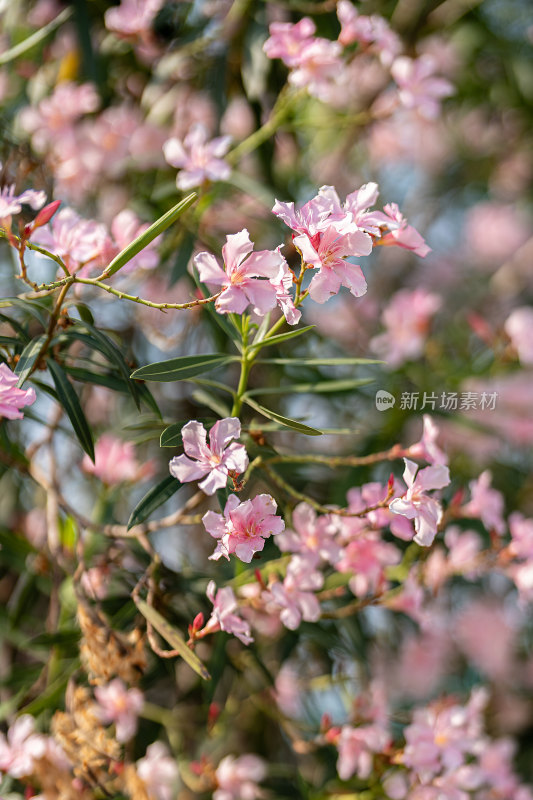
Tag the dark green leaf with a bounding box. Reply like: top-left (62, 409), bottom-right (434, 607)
top-left (131, 353), bottom-right (236, 382)
top-left (73, 303), bottom-right (95, 325)
top-left (247, 378), bottom-right (374, 396)
top-left (62, 365), bottom-right (130, 392)
top-left (103, 193), bottom-right (197, 277)
top-left (134, 598), bottom-right (211, 680)
top-left (127, 475), bottom-right (182, 530)
top-left (0, 297), bottom-right (49, 326)
top-left (64, 321), bottom-right (142, 408)
top-left (256, 357), bottom-right (384, 366)
top-left (248, 325), bottom-right (316, 351)
top-left (243, 396), bottom-right (322, 436)
top-left (0, 311), bottom-right (30, 342)
top-left (15, 334), bottom-right (47, 386)
top-left (46, 358), bottom-right (95, 461)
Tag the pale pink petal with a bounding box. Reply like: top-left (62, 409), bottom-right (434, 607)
top-left (181, 420), bottom-right (211, 461)
top-left (209, 417), bottom-right (241, 454)
top-left (308, 267), bottom-right (342, 303)
top-left (194, 252), bottom-right (228, 286)
top-left (222, 229), bottom-right (254, 273)
top-left (169, 454), bottom-right (210, 483)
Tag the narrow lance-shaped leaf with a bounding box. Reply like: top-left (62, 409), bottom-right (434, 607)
top-left (103, 193), bottom-right (198, 277)
top-left (127, 475), bottom-right (182, 530)
top-left (256, 357), bottom-right (384, 366)
top-left (248, 325), bottom-right (316, 352)
top-left (131, 353), bottom-right (237, 382)
top-left (243, 395), bottom-right (323, 436)
top-left (246, 378), bottom-right (374, 396)
top-left (14, 334), bottom-right (47, 386)
top-left (46, 358), bottom-right (95, 462)
top-left (134, 598), bottom-right (211, 681)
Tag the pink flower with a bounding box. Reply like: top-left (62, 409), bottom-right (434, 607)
top-left (163, 123), bottom-right (231, 190)
top-left (21, 82), bottom-right (99, 141)
top-left (391, 55), bottom-right (454, 119)
top-left (505, 307), bottom-right (533, 365)
top-left (276, 502), bottom-right (341, 566)
top-left (376, 203), bottom-right (431, 257)
top-left (169, 418), bottom-right (248, 496)
top-left (0, 715), bottom-right (46, 778)
top-left (335, 536), bottom-right (400, 598)
top-left (214, 754), bottom-right (266, 800)
top-left (454, 599), bottom-right (516, 680)
top-left (336, 724), bottom-right (390, 781)
top-left (105, 0), bottom-right (165, 39)
top-left (272, 191), bottom-right (333, 240)
top-left (204, 581), bottom-right (253, 645)
top-left (263, 555), bottom-right (323, 629)
top-left (137, 742), bottom-right (179, 800)
top-left (0, 172), bottom-right (46, 230)
top-left (389, 458), bottom-right (450, 546)
top-left (31, 207), bottom-right (109, 275)
top-left (263, 18), bottom-right (317, 67)
top-left (0, 363), bottom-right (36, 420)
top-left (336, 2), bottom-right (401, 65)
top-left (286, 38), bottom-right (344, 101)
top-left (270, 263), bottom-right (301, 325)
top-left (370, 288), bottom-right (441, 368)
top-left (406, 415), bottom-right (448, 466)
top-left (94, 679), bottom-right (144, 742)
top-left (403, 691), bottom-right (488, 780)
top-left (194, 229), bottom-right (286, 316)
top-left (82, 435), bottom-right (152, 485)
top-left (461, 470), bottom-right (505, 535)
top-left (203, 493), bottom-right (284, 562)
top-left (295, 225), bottom-right (372, 303)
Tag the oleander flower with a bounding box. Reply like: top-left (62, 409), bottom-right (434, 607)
top-left (94, 679), bottom-right (144, 742)
top-left (163, 123), bottom-right (231, 190)
top-left (0, 363), bottom-right (36, 420)
top-left (389, 458), bottom-right (450, 546)
top-left (169, 418), bottom-right (248, 496)
top-left (203, 493), bottom-right (284, 562)
top-left (194, 229), bottom-right (287, 316)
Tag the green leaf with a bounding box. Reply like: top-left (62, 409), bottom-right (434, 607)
top-left (127, 475), bottom-right (182, 530)
top-left (134, 598), bottom-right (211, 680)
top-left (62, 365), bottom-right (131, 392)
top-left (248, 325), bottom-right (316, 351)
top-left (15, 334), bottom-right (48, 386)
top-left (255, 357), bottom-right (384, 366)
top-left (73, 303), bottom-right (95, 325)
top-left (247, 378), bottom-right (374, 396)
top-left (131, 353), bottom-right (236, 382)
top-left (243, 396), bottom-right (322, 436)
top-left (103, 193), bottom-right (198, 277)
top-left (46, 359), bottom-right (95, 461)
top-left (0, 297), bottom-right (50, 326)
top-left (63, 321), bottom-right (142, 409)
top-left (0, 311), bottom-right (30, 342)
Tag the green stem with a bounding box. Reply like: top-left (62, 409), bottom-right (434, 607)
top-left (231, 316), bottom-right (252, 417)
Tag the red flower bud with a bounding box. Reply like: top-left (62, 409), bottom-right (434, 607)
top-left (32, 199), bottom-right (61, 230)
